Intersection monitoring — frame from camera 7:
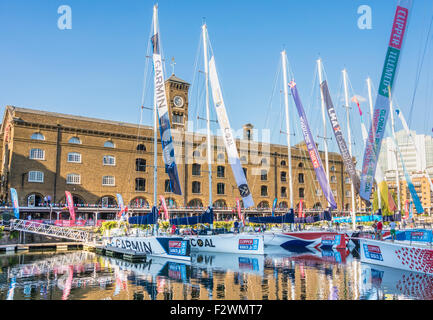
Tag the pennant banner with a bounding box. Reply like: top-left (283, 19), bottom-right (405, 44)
top-left (236, 198), bottom-right (245, 225)
top-left (288, 80), bottom-right (337, 209)
top-left (160, 195), bottom-right (169, 220)
top-left (209, 56), bottom-right (254, 208)
top-left (360, 0), bottom-right (412, 201)
top-left (321, 81), bottom-right (368, 205)
top-left (10, 188), bottom-right (19, 219)
top-left (65, 191), bottom-right (76, 221)
top-left (272, 198), bottom-right (278, 217)
top-left (151, 25), bottom-right (182, 195)
top-left (116, 193), bottom-right (127, 219)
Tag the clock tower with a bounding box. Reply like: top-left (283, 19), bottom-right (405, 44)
top-left (164, 73), bottom-right (190, 131)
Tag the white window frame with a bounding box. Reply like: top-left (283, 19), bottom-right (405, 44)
top-left (103, 155), bottom-right (116, 166)
top-left (102, 176), bottom-right (115, 186)
top-left (67, 152), bottom-right (82, 163)
top-left (29, 148), bottom-right (45, 160)
top-left (28, 171), bottom-right (44, 183)
top-left (66, 173), bottom-right (81, 185)
top-left (31, 132), bottom-right (45, 140)
top-left (68, 137), bottom-right (82, 144)
top-left (104, 141), bottom-right (115, 148)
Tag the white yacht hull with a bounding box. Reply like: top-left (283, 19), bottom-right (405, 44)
top-left (185, 234), bottom-right (264, 255)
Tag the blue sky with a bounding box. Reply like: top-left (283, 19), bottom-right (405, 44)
top-left (0, 0), bottom-right (432, 162)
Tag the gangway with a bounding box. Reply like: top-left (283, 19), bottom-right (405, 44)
top-left (10, 219), bottom-right (93, 243)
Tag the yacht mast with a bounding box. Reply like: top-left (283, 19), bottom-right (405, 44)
top-left (317, 58), bottom-right (330, 208)
top-left (389, 89), bottom-right (401, 213)
top-left (367, 77), bottom-right (382, 211)
top-left (202, 24), bottom-right (213, 210)
top-left (342, 69), bottom-right (356, 230)
top-left (281, 50), bottom-right (294, 209)
top-left (153, 5), bottom-right (158, 208)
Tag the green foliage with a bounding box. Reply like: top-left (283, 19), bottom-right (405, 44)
top-left (98, 221), bottom-right (128, 235)
top-left (0, 226), bottom-right (4, 240)
top-left (9, 231), bottom-right (19, 240)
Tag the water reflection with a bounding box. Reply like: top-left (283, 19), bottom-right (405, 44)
top-left (1, 248), bottom-right (432, 300)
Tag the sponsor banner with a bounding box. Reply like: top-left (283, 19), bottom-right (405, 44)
top-left (10, 188), bottom-right (20, 219)
top-left (321, 235), bottom-right (341, 247)
top-left (168, 262), bottom-right (187, 280)
top-left (65, 191), bottom-right (76, 221)
top-left (168, 240), bottom-right (188, 256)
top-left (209, 56), bottom-right (254, 208)
top-left (235, 198), bottom-right (245, 225)
top-left (271, 198), bottom-right (278, 217)
top-left (160, 195), bottom-right (169, 220)
top-left (360, 1), bottom-right (412, 201)
top-left (288, 80), bottom-right (337, 209)
top-left (109, 238), bottom-right (153, 254)
top-left (321, 81), bottom-right (366, 204)
top-left (238, 238), bottom-right (259, 251)
top-left (363, 244), bottom-right (384, 261)
top-left (238, 257), bottom-right (260, 271)
top-left (116, 194), bottom-right (127, 219)
top-left (152, 27), bottom-right (182, 195)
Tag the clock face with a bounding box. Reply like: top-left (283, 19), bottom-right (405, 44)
top-left (173, 96), bottom-right (184, 108)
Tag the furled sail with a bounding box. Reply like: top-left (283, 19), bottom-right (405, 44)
top-left (320, 81), bottom-right (368, 205)
top-left (288, 80), bottom-right (337, 209)
top-left (151, 11), bottom-right (182, 195)
top-left (208, 56), bottom-right (254, 208)
top-left (360, 0), bottom-right (412, 201)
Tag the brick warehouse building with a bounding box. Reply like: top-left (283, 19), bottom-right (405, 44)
top-left (0, 74), bottom-right (357, 212)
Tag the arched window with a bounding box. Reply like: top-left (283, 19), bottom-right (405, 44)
top-left (102, 176), bottom-right (115, 186)
top-left (188, 199), bottom-right (203, 208)
top-left (165, 198), bottom-right (177, 208)
top-left (137, 144), bottom-right (146, 152)
top-left (66, 173), bottom-right (81, 185)
top-left (104, 141), bottom-right (115, 148)
top-left (192, 163), bottom-right (201, 176)
top-left (136, 158), bottom-right (146, 172)
top-left (98, 196), bottom-right (117, 208)
top-left (213, 199), bottom-right (227, 208)
top-left (280, 171), bottom-right (287, 182)
top-left (29, 148), bottom-right (45, 160)
top-left (330, 165), bottom-right (336, 172)
top-left (68, 137), bottom-right (81, 144)
top-left (192, 181), bottom-right (201, 194)
top-left (299, 188), bottom-right (305, 198)
top-left (330, 175), bottom-right (337, 183)
top-left (217, 166), bottom-right (225, 178)
top-left (28, 171), bottom-right (44, 183)
top-left (103, 155), bottom-right (115, 166)
top-left (27, 193), bottom-right (43, 207)
top-left (261, 185), bottom-right (268, 197)
top-left (313, 202), bottom-right (322, 209)
top-left (31, 132), bottom-right (45, 140)
top-left (135, 178), bottom-right (146, 191)
top-left (72, 194), bottom-right (85, 205)
top-left (130, 197), bottom-right (149, 208)
top-left (258, 201), bottom-right (270, 209)
top-left (298, 162), bottom-right (304, 168)
top-left (279, 201), bottom-right (288, 209)
top-left (217, 183), bottom-right (225, 195)
top-left (280, 160), bottom-right (287, 167)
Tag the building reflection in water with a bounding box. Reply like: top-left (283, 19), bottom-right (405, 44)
top-left (1, 247), bottom-right (433, 300)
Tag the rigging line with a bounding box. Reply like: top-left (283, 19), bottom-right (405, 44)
top-left (189, 30), bottom-right (205, 132)
top-left (407, 4), bottom-right (433, 129)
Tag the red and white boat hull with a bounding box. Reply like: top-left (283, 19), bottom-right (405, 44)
top-left (359, 238), bottom-right (433, 275)
top-left (263, 231), bottom-right (348, 250)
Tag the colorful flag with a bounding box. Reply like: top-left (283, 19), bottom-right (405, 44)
top-left (271, 198), bottom-right (278, 217)
top-left (116, 194), bottom-right (127, 219)
top-left (160, 195), bottom-right (169, 220)
top-left (298, 199), bottom-right (304, 218)
top-left (351, 96), bottom-right (363, 116)
top-left (289, 80), bottom-right (337, 209)
top-left (10, 188), bottom-right (19, 219)
top-left (360, 0), bottom-right (412, 201)
top-left (65, 191), bottom-right (76, 221)
top-left (236, 198), bottom-right (245, 225)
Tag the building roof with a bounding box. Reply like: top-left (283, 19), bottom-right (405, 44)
top-left (167, 74), bottom-right (190, 85)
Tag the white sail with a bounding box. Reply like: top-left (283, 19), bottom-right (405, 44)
top-left (208, 56), bottom-right (254, 208)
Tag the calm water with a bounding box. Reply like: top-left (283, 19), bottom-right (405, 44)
top-left (0, 247), bottom-right (431, 300)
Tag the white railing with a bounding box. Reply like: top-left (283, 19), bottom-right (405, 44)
top-left (10, 219), bottom-right (92, 243)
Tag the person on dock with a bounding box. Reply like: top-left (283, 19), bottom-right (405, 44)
top-left (389, 221), bottom-right (397, 241)
top-left (372, 221), bottom-right (377, 239)
top-left (376, 219), bottom-right (383, 241)
top-left (234, 220), bottom-right (239, 234)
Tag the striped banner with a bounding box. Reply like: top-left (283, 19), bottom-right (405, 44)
top-left (360, 0), bottom-right (412, 201)
top-left (10, 188), bottom-right (19, 219)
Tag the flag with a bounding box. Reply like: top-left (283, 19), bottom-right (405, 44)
top-left (298, 199), bottom-right (304, 218)
top-left (271, 198), bottom-right (278, 217)
top-left (10, 188), bottom-right (19, 219)
top-left (351, 96), bottom-right (363, 116)
top-left (65, 191), bottom-right (76, 221)
top-left (160, 195), bottom-right (169, 220)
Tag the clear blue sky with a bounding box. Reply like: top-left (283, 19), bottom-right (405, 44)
top-left (0, 0), bottom-right (432, 162)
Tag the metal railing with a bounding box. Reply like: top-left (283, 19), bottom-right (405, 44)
top-left (9, 219), bottom-right (92, 243)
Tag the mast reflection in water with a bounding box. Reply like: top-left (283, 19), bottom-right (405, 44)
top-left (1, 247), bottom-right (432, 300)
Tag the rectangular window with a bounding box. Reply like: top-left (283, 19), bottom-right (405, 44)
top-left (217, 166), bottom-right (225, 178)
top-left (173, 114), bottom-right (183, 124)
top-left (102, 176), bottom-right (115, 186)
top-left (29, 149), bottom-right (45, 160)
top-left (28, 171), bottom-right (44, 183)
top-left (67, 174), bottom-right (81, 185)
top-left (217, 183), bottom-right (225, 195)
top-left (103, 155), bottom-right (116, 166)
top-left (68, 153), bottom-right (82, 163)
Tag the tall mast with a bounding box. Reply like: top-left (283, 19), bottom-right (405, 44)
top-left (317, 58), bottom-right (330, 207)
top-left (153, 5), bottom-right (158, 207)
top-left (389, 88), bottom-right (401, 213)
top-left (202, 24), bottom-right (213, 209)
top-left (342, 69), bottom-right (356, 230)
top-left (281, 50), bottom-right (293, 209)
top-left (367, 77), bottom-right (381, 211)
